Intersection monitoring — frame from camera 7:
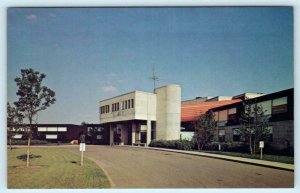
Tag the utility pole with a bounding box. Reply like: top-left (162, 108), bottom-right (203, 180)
top-left (149, 66), bottom-right (159, 93)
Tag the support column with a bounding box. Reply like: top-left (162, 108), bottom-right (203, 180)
top-left (109, 124), bottom-right (114, 145)
top-left (146, 119), bottom-right (151, 147)
top-left (131, 122), bottom-right (136, 145)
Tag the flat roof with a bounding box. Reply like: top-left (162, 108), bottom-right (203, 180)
top-left (99, 90), bottom-right (156, 103)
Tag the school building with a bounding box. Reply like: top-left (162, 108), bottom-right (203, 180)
top-left (99, 84), bottom-right (181, 146)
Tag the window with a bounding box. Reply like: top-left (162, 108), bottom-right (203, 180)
top-left (257, 100), bottom-right (272, 115)
top-left (219, 110), bottom-right (228, 121)
top-left (58, 127), bottom-right (67, 132)
top-left (47, 127), bottom-right (57, 132)
top-left (125, 100), bottom-right (127, 109)
top-left (267, 126), bottom-right (273, 142)
top-left (272, 97), bottom-right (288, 114)
top-left (13, 134), bottom-right (22, 139)
top-left (128, 100), bottom-right (131, 108)
top-left (218, 129), bottom-right (225, 142)
top-left (213, 112), bottom-right (219, 121)
top-left (227, 108), bottom-right (237, 121)
top-left (131, 99), bottom-right (134, 108)
top-left (46, 134), bottom-right (57, 139)
top-left (112, 104), bottom-right (114, 112)
top-left (233, 128), bottom-right (241, 141)
top-left (38, 127), bottom-right (47, 132)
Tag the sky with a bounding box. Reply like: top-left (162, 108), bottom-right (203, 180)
top-left (7, 7), bottom-right (293, 124)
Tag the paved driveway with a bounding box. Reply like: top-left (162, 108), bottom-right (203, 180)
top-left (65, 145), bottom-right (293, 188)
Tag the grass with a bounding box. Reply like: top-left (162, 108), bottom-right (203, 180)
top-left (7, 147), bottom-right (110, 188)
top-left (204, 151), bottom-right (294, 164)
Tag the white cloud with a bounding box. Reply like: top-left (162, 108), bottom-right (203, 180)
top-left (102, 85), bottom-right (118, 93)
top-left (26, 14), bottom-right (37, 20)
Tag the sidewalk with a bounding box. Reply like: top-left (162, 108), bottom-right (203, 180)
top-left (123, 145), bottom-right (294, 172)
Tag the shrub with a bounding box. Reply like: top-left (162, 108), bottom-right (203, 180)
top-left (9, 140), bottom-right (48, 145)
top-left (149, 139), bottom-right (194, 151)
top-left (206, 141), bottom-right (249, 153)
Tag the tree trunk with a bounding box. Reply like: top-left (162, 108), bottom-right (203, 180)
top-left (253, 141), bottom-right (256, 155)
top-left (9, 138), bottom-right (12, 151)
top-left (26, 135), bottom-right (31, 168)
top-left (249, 135), bottom-right (253, 155)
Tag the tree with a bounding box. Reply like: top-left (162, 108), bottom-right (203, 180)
top-left (7, 102), bottom-right (24, 151)
top-left (240, 99), bottom-right (270, 155)
top-left (194, 110), bottom-right (217, 150)
top-left (14, 68), bottom-right (56, 167)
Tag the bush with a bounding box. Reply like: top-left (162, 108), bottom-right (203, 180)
top-left (149, 139), bottom-right (194, 151)
top-left (9, 140), bottom-right (48, 145)
top-left (206, 141), bottom-right (249, 153)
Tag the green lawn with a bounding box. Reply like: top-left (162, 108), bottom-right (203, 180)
top-left (204, 151), bottom-right (294, 164)
top-left (8, 147), bottom-right (110, 188)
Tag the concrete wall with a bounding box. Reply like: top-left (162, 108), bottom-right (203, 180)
top-left (134, 91), bottom-right (156, 121)
top-left (155, 84), bottom-right (181, 140)
top-left (99, 91), bottom-right (156, 124)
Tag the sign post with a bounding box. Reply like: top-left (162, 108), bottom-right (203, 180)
top-left (79, 143), bottom-right (86, 166)
top-left (259, 141), bottom-right (264, 160)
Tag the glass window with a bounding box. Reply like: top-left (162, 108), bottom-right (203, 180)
top-left (46, 134), bottom-right (57, 139)
top-left (38, 127), bottom-right (47, 132)
top-left (218, 129), bottom-right (225, 142)
top-left (213, 112), bottom-right (219, 121)
top-left (128, 100), bottom-right (131, 108)
top-left (219, 110), bottom-right (228, 121)
top-left (58, 127), bottom-right (67, 132)
top-left (257, 100), bottom-right (272, 115)
top-left (228, 108), bottom-right (236, 115)
top-left (125, 100), bottom-right (127, 109)
top-left (273, 97), bottom-right (287, 106)
top-left (233, 128), bottom-right (241, 141)
top-left (131, 99), bottom-right (134, 108)
top-left (47, 127), bottom-right (57, 132)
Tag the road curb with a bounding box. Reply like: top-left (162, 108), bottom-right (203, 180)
top-left (122, 145), bottom-right (294, 172)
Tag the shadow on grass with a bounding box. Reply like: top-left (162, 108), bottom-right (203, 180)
top-left (70, 161), bottom-right (81, 165)
top-left (17, 154), bottom-right (42, 162)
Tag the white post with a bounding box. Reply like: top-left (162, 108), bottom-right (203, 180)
top-left (259, 141), bottom-right (264, 160)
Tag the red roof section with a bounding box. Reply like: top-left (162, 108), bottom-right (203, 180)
top-left (181, 99), bottom-right (241, 122)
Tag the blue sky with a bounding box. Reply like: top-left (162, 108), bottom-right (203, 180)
top-left (7, 7), bottom-right (293, 124)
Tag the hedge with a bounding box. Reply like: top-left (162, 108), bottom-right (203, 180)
top-left (149, 139), bottom-right (194, 151)
top-left (8, 140), bottom-right (48, 145)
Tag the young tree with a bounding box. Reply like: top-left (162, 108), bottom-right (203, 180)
top-left (240, 99), bottom-right (269, 155)
top-left (194, 110), bottom-right (217, 150)
top-left (14, 68), bottom-right (56, 167)
top-left (7, 102), bottom-right (24, 151)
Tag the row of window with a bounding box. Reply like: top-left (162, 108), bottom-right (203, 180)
top-left (214, 108), bottom-right (237, 122)
top-left (218, 127), bottom-right (273, 142)
top-left (100, 99), bottom-right (135, 114)
top-left (100, 105), bottom-right (110, 114)
top-left (37, 127), bottom-right (67, 132)
top-left (214, 96), bottom-right (288, 122)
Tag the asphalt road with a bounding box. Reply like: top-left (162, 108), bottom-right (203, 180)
top-left (65, 145), bottom-right (294, 188)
